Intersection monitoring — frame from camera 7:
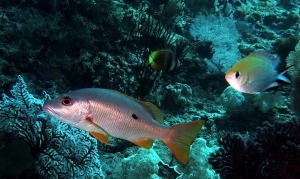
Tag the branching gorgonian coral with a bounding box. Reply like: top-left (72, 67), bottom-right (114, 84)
top-left (0, 75), bottom-right (103, 178)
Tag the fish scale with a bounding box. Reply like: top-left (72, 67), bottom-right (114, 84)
top-left (86, 90), bottom-right (166, 140)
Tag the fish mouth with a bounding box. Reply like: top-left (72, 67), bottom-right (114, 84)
top-left (225, 75), bottom-right (237, 86)
top-left (225, 75), bottom-right (246, 87)
top-left (225, 75), bottom-right (231, 83)
top-left (43, 105), bottom-right (60, 118)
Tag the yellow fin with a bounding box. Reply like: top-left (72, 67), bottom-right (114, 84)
top-left (139, 101), bottom-right (164, 123)
top-left (163, 120), bottom-right (205, 164)
top-left (132, 138), bottom-right (154, 149)
top-left (89, 132), bottom-right (110, 144)
top-left (107, 89), bottom-right (164, 123)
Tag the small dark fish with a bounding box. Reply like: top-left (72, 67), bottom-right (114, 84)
top-left (149, 50), bottom-right (179, 71)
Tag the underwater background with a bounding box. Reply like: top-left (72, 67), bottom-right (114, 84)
top-left (0, 0), bottom-right (300, 178)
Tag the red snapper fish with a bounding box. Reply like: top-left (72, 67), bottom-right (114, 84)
top-left (43, 88), bottom-right (205, 164)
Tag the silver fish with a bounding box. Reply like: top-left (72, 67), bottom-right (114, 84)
top-left (43, 88), bottom-right (205, 164)
top-left (225, 50), bottom-right (293, 94)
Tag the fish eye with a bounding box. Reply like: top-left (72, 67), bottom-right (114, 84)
top-left (235, 71), bottom-right (241, 79)
top-left (61, 96), bottom-right (72, 106)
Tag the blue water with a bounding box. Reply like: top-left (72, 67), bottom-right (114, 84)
top-left (0, 0), bottom-right (299, 178)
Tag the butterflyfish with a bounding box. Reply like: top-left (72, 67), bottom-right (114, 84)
top-left (149, 50), bottom-right (179, 71)
top-left (43, 88), bottom-right (205, 164)
top-left (225, 50), bottom-right (293, 94)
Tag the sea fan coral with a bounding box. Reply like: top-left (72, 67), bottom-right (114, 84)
top-left (189, 14), bottom-right (241, 73)
top-left (0, 75), bottom-right (103, 178)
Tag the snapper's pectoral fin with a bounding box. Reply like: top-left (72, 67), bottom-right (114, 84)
top-left (163, 120), bottom-right (205, 164)
top-left (89, 132), bottom-right (110, 144)
top-left (132, 138), bottom-right (154, 149)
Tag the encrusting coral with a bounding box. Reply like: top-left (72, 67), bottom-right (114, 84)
top-left (286, 41), bottom-right (300, 116)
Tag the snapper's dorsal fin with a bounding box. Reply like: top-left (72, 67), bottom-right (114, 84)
top-left (107, 89), bottom-right (164, 123)
top-left (249, 50), bottom-right (280, 67)
top-left (139, 101), bottom-right (164, 123)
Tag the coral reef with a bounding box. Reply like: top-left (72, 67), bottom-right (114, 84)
top-left (0, 76), bottom-right (103, 178)
top-left (184, 138), bottom-right (220, 179)
top-left (0, 0), bottom-right (138, 95)
top-left (286, 41), bottom-right (300, 115)
top-left (165, 82), bottom-right (193, 106)
top-left (0, 0), bottom-right (299, 178)
top-left (218, 86), bottom-right (290, 133)
top-left (189, 14), bottom-right (241, 73)
top-left (100, 144), bottom-right (181, 178)
top-left (220, 86), bottom-right (287, 114)
top-left (0, 140), bottom-right (34, 177)
top-left (232, 1), bottom-right (299, 54)
top-left (220, 86), bottom-right (246, 112)
top-left (209, 118), bottom-right (300, 179)
top-left (100, 138), bottom-right (221, 179)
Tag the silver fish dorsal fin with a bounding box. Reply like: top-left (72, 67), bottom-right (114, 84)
top-left (248, 50), bottom-right (280, 67)
top-left (139, 101), bottom-right (164, 123)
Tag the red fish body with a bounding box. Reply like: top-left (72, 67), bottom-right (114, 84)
top-left (43, 88), bottom-right (204, 164)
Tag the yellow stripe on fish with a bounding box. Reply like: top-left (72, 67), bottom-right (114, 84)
top-left (43, 88), bottom-right (205, 164)
top-left (225, 50), bottom-right (293, 94)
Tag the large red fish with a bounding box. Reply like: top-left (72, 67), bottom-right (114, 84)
top-left (43, 88), bottom-right (204, 164)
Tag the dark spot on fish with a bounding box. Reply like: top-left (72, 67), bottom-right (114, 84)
top-left (132, 114), bottom-right (138, 119)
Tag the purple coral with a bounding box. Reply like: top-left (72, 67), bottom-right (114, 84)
top-left (209, 118), bottom-right (300, 179)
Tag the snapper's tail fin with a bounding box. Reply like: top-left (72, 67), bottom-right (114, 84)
top-left (163, 120), bottom-right (205, 164)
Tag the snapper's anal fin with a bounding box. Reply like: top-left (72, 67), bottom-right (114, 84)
top-left (163, 120), bottom-right (205, 164)
top-left (89, 132), bottom-right (110, 144)
top-left (132, 138), bottom-right (154, 149)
